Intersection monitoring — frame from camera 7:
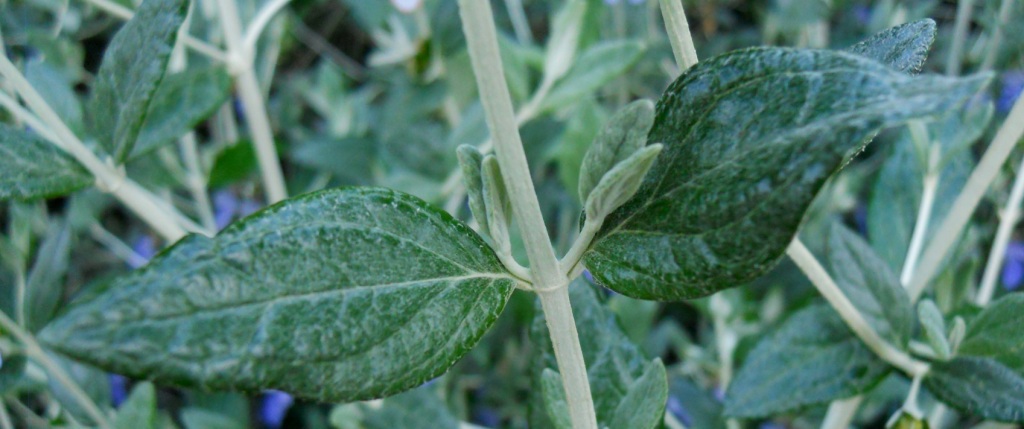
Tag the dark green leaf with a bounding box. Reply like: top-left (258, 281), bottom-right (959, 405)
top-left (844, 19), bottom-right (936, 74)
top-left (724, 305), bottom-right (889, 418)
top-left (360, 385), bottom-right (459, 429)
top-left (88, 0), bottom-right (187, 162)
top-left (531, 280), bottom-right (667, 428)
top-left (925, 357), bottom-right (1024, 423)
top-left (40, 187), bottom-right (516, 402)
top-left (25, 221), bottom-right (72, 333)
top-left (957, 293), bottom-right (1024, 374)
top-left (113, 382), bottom-right (157, 429)
top-left (824, 223), bottom-right (913, 347)
top-left (132, 66), bottom-right (232, 158)
top-left (208, 141), bottom-right (258, 188)
top-left (539, 40), bottom-right (646, 113)
top-left (0, 125), bottom-right (92, 201)
top-left (585, 47), bottom-right (990, 301)
top-left (577, 99), bottom-right (654, 204)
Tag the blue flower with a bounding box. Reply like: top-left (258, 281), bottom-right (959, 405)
top-left (666, 396), bottom-right (693, 427)
top-left (213, 190), bottom-right (262, 230)
top-left (129, 235), bottom-right (157, 269)
top-left (259, 390), bottom-right (294, 429)
top-left (109, 374), bottom-right (129, 407)
top-left (852, 5), bottom-right (872, 26)
top-left (998, 71), bottom-right (1024, 114)
top-left (604, 0), bottom-right (646, 5)
top-left (1001, 241), bottom-right (1024, 290)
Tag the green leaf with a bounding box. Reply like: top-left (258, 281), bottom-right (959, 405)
top-left (584, 47), bottom-right (990, 301)
top-left (530, 280), bottom-right (667, 429)
top-left (578, 99), bottom-right (654, 204)
top-left (540, 369), bottom-right (572, 429)
top-left (481, 155), bottom-right (512, 254)
top-left (88, 0), bottom-right (187, 162)
top-left (208, 141), bottom-right (258, 188)
top-left (39, 187), bottom-right (516, 402)
top-left (113, 382), bottom-right (157, 429)
top-left (925, 357), bottom-right (1024, 423)
top-left (132, 65), bottom-right (232, 158)
top-left (824, 223), bottom-right (913, 347)
top-left (844, 19), bottom-right (936, 74)
top-left (868, 104), bottom-right (989, 273)
top-left (0, 125), bottom-right (92, 201)
top-left (46, 353), bottom-right (111, 425)
top-left (25, 59), bottom-right (84, 134)
top-left (668, 376), bottom-right (726, 429)
top-left (555, 100), bottom-right (606, 201)
top-left (957, 293), bottom-right (1024, 374)
top-left (360, 385), bottom-right (459, 429)
top-left (724, 305), bottom-right (889, 418)
top-left (180, 409), bottom-right (246, 429)
top-left (585, 144), bottom-right (662, 222)
top-left (25, 221), bottom-right (73, 333)
top-left (607, 359), bottom-right (668, 429)
top-left (539, 40), bottom-right (646, 113)
top-left (456, 145), bottom-right (488, 234)
top-left (917, 299), bottom-right (951, 360)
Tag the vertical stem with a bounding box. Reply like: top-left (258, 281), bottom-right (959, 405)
top-left (821, 396), bottom-right (864, 429)
top-left (909, 89), bottom-right (1024, 301)
top-left (216, 0), bottom-right (288, 204)
top-left (979, 0), bottom-right (1015, 72)
top-left (457, 1), bottom-right (597, 428)
top-left (0, 311), bottom-right (111, 429)
top-left (946, 0), bottom-right (977, 75)
top-left (901, 172), bottom-right (939, 286)
top-left (658, 0), bottom-right (699, 72)
top-left (977, 153), bottom-right (1024, 305)
top-left (504, 0), bottom-right (534, 44)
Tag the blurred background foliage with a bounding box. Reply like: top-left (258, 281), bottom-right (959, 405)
top-left (0, 0), bottom-right (1022, 428)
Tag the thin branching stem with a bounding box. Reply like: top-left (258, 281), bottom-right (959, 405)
top-left (946, 0), bottom-right (977, 75)
top-left (977, 153), bottom-right (1024, 305)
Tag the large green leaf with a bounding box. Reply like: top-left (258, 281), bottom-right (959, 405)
top-left (131, 65), bottom-right (233, 158)
top-left (824, 223), bottom-right (913, 347)
top-left (88, 0), bottom-right (187, 162)
top-left (530, 280), bottom-right (667, 429)
top-left (40, 187), bottom-right (517, 402)
top-left (844, 19), bottom-right (935, 74)
top-left (925, 357), bottom-right (1024, 423)
top-left (0, 125), bottom-right (92, 201)
top-left (957, 293), bottom-right (1024, 374)
top-left (584, 47), bottom-right (990, 301)
top-left (724, 305), bottom-right (889, 418)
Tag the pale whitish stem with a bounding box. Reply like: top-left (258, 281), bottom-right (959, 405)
top-left (216, 0), bottom-right (288, 204)
top-left (242, 0), bottom-right (291, 55)
top-left (0, 402), bottom-right (13, 429)
top-left (909, 91), bottom-right (1024, 301)
top-left (946, 0), bottom-right (977, 75)
top-left (80, 0), bottom-right (227, 62)
top-left (901, 172), bottom-right (939, 286)
top-left (977, 153), bottom-right (1024, 305)
top-left (658, 0), bottom-right (698, 73)
top-left (89, 222), bottom-right (150, 267)
top-left (788, 240), bottom-right (930, 378)
top-left (0, 311), bottom-right (111, 429)
top-left (559, 217), bottom-right (603, 277)
top-left (179, 133), bottom-right (217, 232)
top-left (821, 396), bottom-right (864, 429)
top-left (457, 1), bottom-right (597, 428)
top-left (0, 55), bottom-right (191, 241)
top-left (504, 0), bottom-right (533, 44)
top-left (979, 0), bottom-right (1015, 72)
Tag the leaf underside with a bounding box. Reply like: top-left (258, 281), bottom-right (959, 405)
top-left (584, 46), bottom-right (989, 301)
top-left (40, 187), bottom-right (516, 402)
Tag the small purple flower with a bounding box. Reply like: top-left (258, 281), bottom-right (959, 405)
top-left (582, 269), bottom-right (594, 284)
top-left (852, 5), bottom-right (872, 26)
top-left (1001, 241), bottom-right (1024, 290)
top-left (213, 190), bottom-right (262, 230)
top-left (604, 0), bottom-right (646, 5)
top-left (997, 71), bottom-right (1024, 114)
top-left (759, 422), bottom-right (788, 429)
top-left (129, 235), bottom-right (157, 269)
top-left (472, 407), bottom-right (500, 427)
top-left (109, 374), bottom-right (129, 407)
top-left (259, 390), bottom-right (294, 429)
top-left (666, 396), bottom-right (693, 427)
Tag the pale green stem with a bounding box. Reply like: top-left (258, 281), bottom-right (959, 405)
top-left (0, 401), bottom-right (13, 429)
top-left (79, 0), bottom-right (227, 62)
top-left (946, 0), bottom-right (977, 75)
top-left (979, 0), bottom-right (1015, 72)
top-left (788, 240), bottom-right (930, 378)
top-left (559, 216), bottom-right (603, 277)
top-left (909, 90), bottom-right (1024, 301)
top-left (0, 311), bottom-right (111, 429)
top-left (0, 55), bottom-right (192, 241)
top-left (977, 153), bottom-right (1024, 305)
top-left (503, 0), bottom-right (533, 44)
top-left (821, 396), bottom-right (864, 429)
top-left (901, 171), bottom-right (939, 286)
top-left (216, 0), bottom-right (288, 204)
top-left (457, 1), bottom-right (597, 428)
top-left (242, 0), bottom-right (291, 55)
top-left (89, 222), bottom-right (149, 267)
top-left (658, 0), bottom-right (698, 73)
